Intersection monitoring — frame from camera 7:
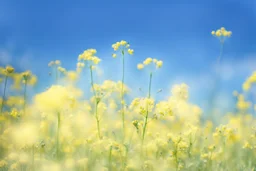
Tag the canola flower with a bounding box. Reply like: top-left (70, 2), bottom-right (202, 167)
top-left (208, 27), bottom-right (232, 121)
top-left (137, 57), bottom-right (163, 144)
top-left (112, 40), bottom-right (134, 139)
top-left (78, 49), bottom-right (102, 139)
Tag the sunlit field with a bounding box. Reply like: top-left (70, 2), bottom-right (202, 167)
top-left (1, 27), bottom-right (256, 171)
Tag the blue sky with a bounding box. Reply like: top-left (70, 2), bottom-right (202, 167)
top-left (0, 0), bottom-right (256, 113)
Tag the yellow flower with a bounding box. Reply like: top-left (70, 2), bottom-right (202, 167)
top-left (127, 49), bottom-right (134, 55)
top-left (10, 108), bottom-right (19, 118)
top-left (156, 60), bottom-right (163, 68)
top-left (22, 71), bottom-right (31, 80)
top-left (55, 60), bottom-right (61, 65)
top-left (58, 67), bottom-right (66, 73)
top-left (242, 81), bottom-right (251, 91)
top-left (67, 71), bottom-right (79, 82)
top-left (112, 40), bottom-right (133, 55)
top-left (120, 40), bottom-right (127, 46)
top-left (243, 141), bottom-right (252, 149)
top-left (6, 66), bottom-right (15, 74)
top-left (92, 57), bottom-right (101, 65)
top-left (137, 63), bottom-right (144, 70)
top-left (216, 30), bottom-right (221, 37)
top-left (112, 53), bottom-right (117, 58)
top-left (212, 27), bottom-right (232, 40)
top-left (143, 58), bottom-right (153, 65)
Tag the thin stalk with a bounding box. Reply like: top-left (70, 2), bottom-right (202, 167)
top-left (142, 72), bottom-right (153, 144)
top-left (55, 65), bottom-right (59, 84)
top-left (56, 112), bottom-right (61, 159)
top-left (90, 65), bottom-right (101, 139)
top-left (217, 41), bottom-right (224, 66)
top-left (95, 101), bottom-right (101, 139)
top-left (23, 80), bottom-right (27, 115)
top-left (0, 75), bottom-right (8, 115)
top-left (121, 50), bottom-right (125, 139)
top-left (108, 146), bottom-right (113, 171)
top-left (208, 41), bottom-right (224, 121)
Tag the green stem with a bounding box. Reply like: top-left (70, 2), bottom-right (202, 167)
top-left (108, 146), bottom-right (113, 171)
top-left (96, 102), bottom-right (101, 139)
top-left (121, 50), bottom-right (125, 139)
top-left (208, 41), bottom-right (224, 121)
top-left (217, 41), bottom-right (224, 66)
top-left (56, 66), bottom-right (59, 84)
top-left (23, 81), bottom-right (27, 116)
top-left (142, 72), bottom-right (153, 144)
top-left (56, 112), bottom-right (61, 159)
top-left (0, 75), bottom-right (8, 115)
top-left (90, 65), bottom-right (101, 139)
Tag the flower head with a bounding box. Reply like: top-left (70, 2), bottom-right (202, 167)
top-left (112, 40), bottom-right (134, 57)
top-left (138, 58), bottom-right (163, 71)
top-left (78, 49), bottom-right (101, 66)
top-left (211, 27), bottom-right (232, 43)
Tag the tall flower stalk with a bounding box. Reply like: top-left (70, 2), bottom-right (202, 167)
top-left (137, 58), bottom-right (163, 144)
top-left (22, 73), bottom-right (29, 115)
top-left (0, 66), bottom-right (15, 115)
top-left (121, 50), bottom-right (125, 137)
top-left (142, 72), bottom-right (152, 143)
top-left (112, 40), bottom-right (134, 139)
top-left (21, 71), bottom-right (37, 116)
top-left (78, 49), bottom-right (101, 139)
top-left (90, 65), bottom-right (101, 139)
top-left (208, 27), bottom-right (232, 120)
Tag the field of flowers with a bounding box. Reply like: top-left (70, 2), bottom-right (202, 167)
top-left (0, 27), bottom-right (256, 171)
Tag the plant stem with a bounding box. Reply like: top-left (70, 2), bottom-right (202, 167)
top-left (208, 41), bottom-right (224, 121)
top-left (0, 75), bottom-right (8, 115)
top-left (23, 81), bottom-right (27, 116)
top-left (56, 65), bottom-right (58, 84)
top-left (142, 72), bottom-right (153, 144)
top-left (90, 65), bottom-right (101, 139)
top-left (56, 112), bottom-right (61, 159)
top-left (108, 146), bottom-right (113, 171)
top-left (95, 101), bottom-right (101, 139)
top-left (121, 50), bottom-right (125, 139)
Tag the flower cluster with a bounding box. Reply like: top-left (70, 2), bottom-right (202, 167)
top-left (112, 40), bottom-right (134, 57)
top-left (211, 27), bottom-right (232, 43)
top-left (137, 57), bottom-right (163, 70)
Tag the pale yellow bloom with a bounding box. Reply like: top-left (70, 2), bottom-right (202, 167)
top-left (112, 53), bottom-right (117, 58)
top-left (137, 63), bottom-right (144, 70)
top-left (143, 58), bottom-right (153, 65)
top-left (156, 60), bottom-right (163, 68)
top-left (55, 60), bottom-right (61, 65)
top-left (127, 49), bottom-right (134, 55)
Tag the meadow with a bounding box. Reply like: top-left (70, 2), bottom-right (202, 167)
top-left (0, 27), bottom-right (256, 171)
